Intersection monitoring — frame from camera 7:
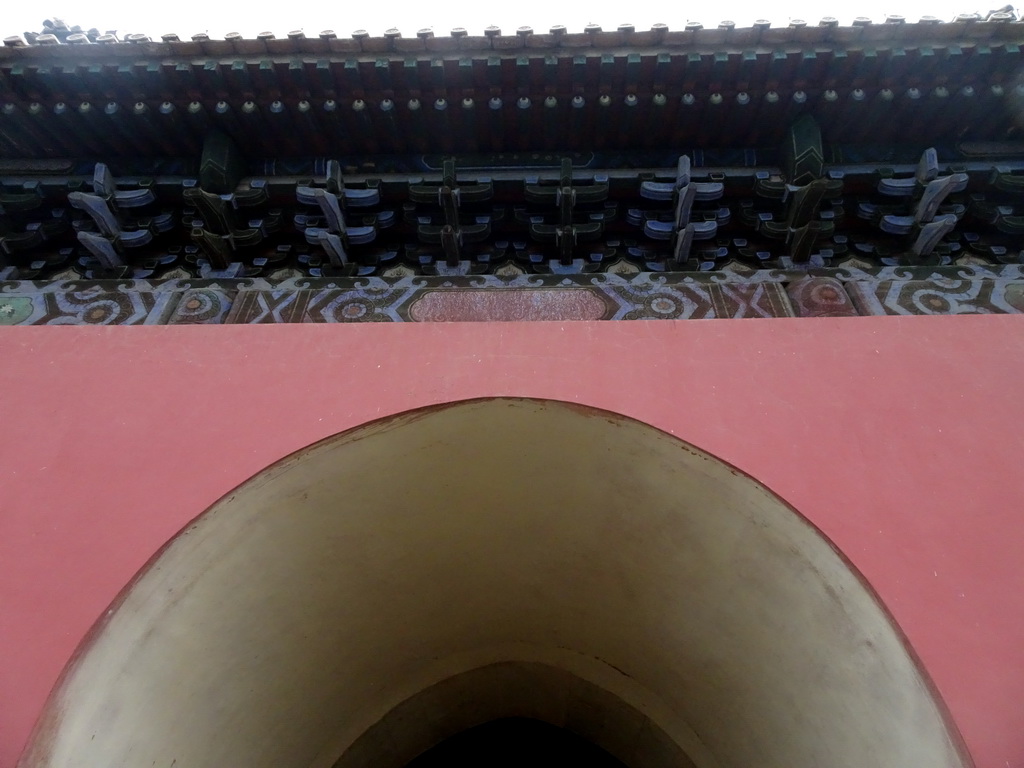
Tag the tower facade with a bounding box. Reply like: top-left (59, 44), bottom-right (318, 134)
top-left (2, 17), bottom-right (1024, 768)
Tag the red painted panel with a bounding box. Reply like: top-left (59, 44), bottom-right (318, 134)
top-left (407, 288), bottom-right (609, 321)
top-left (1, 317), bottom-right (1023, 768)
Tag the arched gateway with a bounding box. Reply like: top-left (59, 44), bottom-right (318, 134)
top-left (21, 399), bottom-right (969, 768)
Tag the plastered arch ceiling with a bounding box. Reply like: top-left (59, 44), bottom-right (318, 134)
top-left (22, 398), bottom-right (969, 768)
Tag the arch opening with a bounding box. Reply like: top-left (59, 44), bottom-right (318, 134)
top-left (404, 717), bottom-right (626, 767)
top-left (22, 398), bottom-right (970, 768)
top-left (335, 661), bottom-right (692, 768)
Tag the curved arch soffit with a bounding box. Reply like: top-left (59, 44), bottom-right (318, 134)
top-left (22, 398), bottom-right (971, 768)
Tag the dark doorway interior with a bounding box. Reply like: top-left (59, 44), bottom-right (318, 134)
top-left (405, 717), bottom-right (628, 767)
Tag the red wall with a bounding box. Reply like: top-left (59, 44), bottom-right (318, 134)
top-left (2, 318), bottom-right (1023, 768)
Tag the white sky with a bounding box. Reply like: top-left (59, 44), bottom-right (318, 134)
top-left (0, 0), bottom-right (1015, 40)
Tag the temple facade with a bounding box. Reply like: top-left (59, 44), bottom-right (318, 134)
top-left (2, 15), bottom-right (1024, 768)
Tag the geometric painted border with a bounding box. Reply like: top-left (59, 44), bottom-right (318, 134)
top-left (2, 266), bottom-right (1023, 324)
